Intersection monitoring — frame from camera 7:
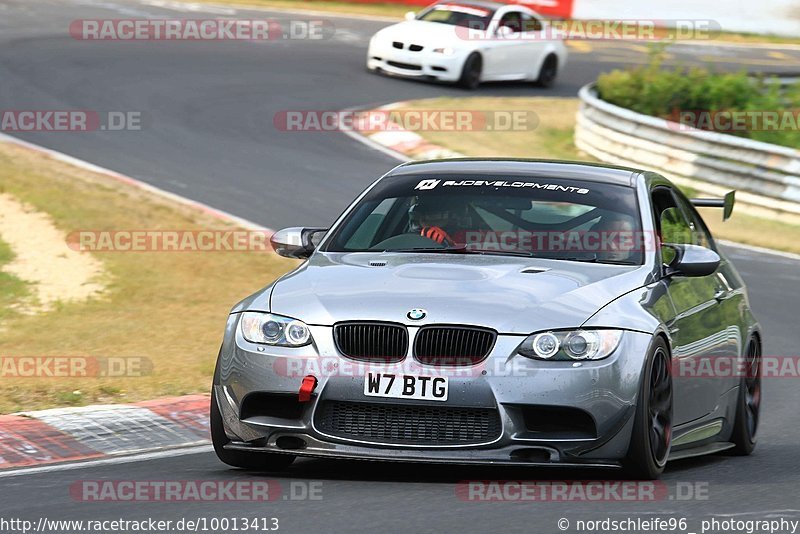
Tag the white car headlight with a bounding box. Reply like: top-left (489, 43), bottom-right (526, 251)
top-left (517, 329), bottom-right (623, 361)
top-left (240, 312), bottom-right (312, 347)
top-left (432, 47), bottom-right (455, 56)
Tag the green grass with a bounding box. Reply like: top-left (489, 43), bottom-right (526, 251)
top-left (0, 143), bottom-right (297, 413)
top-left (0, 238), bottom-right (30, 320)
top-left (385, 96), bottom-right (581, 160)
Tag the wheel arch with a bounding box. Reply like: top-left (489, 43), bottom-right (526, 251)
top-left (532, 50), bottom-right (558, 79)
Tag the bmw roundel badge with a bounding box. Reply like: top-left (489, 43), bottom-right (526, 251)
top-left (407, 308), bottom-right (427, 321)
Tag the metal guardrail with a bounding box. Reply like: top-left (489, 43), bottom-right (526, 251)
top-left (575, 83), bottom-right (800, 218)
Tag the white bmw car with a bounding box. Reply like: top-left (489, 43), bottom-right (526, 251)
top-left (367, 1), bottom-right (568, 89)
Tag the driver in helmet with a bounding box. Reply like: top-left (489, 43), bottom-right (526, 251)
top-left (592, 212), bottom-right (637, 263)
top-left (409, 197), bottom-right (465, 246)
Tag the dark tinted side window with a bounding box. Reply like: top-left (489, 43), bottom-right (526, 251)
top-left (673, 191), bottom-right (717, 251)
top-left (651, 186), bottom-right (694, 266)
top-left (499, 12), bottom-right (523, 32)
top-left (521, 13), bottom-right (543, 32)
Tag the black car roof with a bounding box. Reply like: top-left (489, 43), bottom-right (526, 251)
top-left (384, 158), bottom-right (643, 187)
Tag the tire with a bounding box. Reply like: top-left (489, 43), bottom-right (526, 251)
top-left (210, 388), bottom-right (296, 471)
top-left (625, 337), bottom-right (673, 479)
top-left (458, 53), bottom-right (482, 90)
top-left (730, 339), bottom-right (761, 455)
top-left (534, 54), bottom-right (558, 88)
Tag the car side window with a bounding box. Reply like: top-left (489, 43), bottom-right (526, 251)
top-left (342, 197), bottom-right (399, 249)
top-left (651, 187), bottom-right (693, 266)
top-left (660, 207), bottom-right (693, 246)
top-left (673, 192), bottom-right (717, 251)
top-left (499, 11), bottom-right (523, 32)
top-left (520, 13), bottom-right (543, 32)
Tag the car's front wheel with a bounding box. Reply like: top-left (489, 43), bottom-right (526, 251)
top-left (458, 53), bottom-right (482, 90)
top-left (210, 388), bottom-right (296, 471)
top-left (625, 337), bottom-right (672, 479)
top-left (730, 339), bottom-right (761, 455)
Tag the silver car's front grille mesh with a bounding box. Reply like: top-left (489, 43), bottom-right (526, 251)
top-left (315, 401), bottom-right (502, 445)
top-left (414, 326), bottom-right (496, 366)
top-left (334, 322), bottom-right (408, 363)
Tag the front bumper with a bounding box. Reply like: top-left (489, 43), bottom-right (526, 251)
top-left (214, 315), bottom-right (651, 467)
top-left (366, 42), bottom-right (465, 83)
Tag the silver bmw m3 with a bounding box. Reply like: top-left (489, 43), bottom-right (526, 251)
top-left (211, 159), bottom-right (762, 479)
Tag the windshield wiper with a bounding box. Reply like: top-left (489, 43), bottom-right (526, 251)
top-left (530, 253), bottom-right (599, 262)
top-left (377, 247), bottom-right (638, 264)
top-left (531, 255), bottom-right (638, 265)
top-left (384, 246), bottom-right (537, 257)
top-left (384, 246), bottom-right (469, 254)
top-left (462, 249), bottom-right (536, 257)
top-left (595, 259), bottom-right (639, 266)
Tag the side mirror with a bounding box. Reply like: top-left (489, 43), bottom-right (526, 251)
top-left (663, 244), bottom-right (720, 277)
top-left (404, 11), bottom-right (416, 21)
top-left (270, 227), bottom-right (327, 259)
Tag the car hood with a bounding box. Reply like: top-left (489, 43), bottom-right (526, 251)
top-left (236, 252), bottom-right (652, 334)
top-left (373, 20), bottom-right (473, 48)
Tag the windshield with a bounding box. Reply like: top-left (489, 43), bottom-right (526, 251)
top-left (417, 3), bottom-right (495, 30)
top-left (324, 174), bottom-right (645, 265)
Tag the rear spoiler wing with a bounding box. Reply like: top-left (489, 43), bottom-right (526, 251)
top-left (690, 191), bottom-right (735, 221)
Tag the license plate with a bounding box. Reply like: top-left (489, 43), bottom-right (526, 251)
top-left (363, 373), bottom-right (448, 401)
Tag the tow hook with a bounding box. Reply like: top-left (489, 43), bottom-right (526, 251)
top-left (298, 375), bottom-right (318, 402)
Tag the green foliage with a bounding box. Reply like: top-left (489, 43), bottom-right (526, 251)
top-left (596, 51), bottom-right (800, 148)
top-left (0, 239), bottom-right (29, 319)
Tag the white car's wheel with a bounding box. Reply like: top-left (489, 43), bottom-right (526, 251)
top-left (535, 54), bottom-right (558, 88)
top-left (458, 53), bottom-right (482, 90)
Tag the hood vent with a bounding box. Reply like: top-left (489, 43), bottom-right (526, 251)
top-left (520, 267), bottom-right (549, 274)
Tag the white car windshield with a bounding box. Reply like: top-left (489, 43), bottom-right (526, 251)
top-left (417, 3), bottom-right (495, 30)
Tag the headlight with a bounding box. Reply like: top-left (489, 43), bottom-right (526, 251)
top-left (240, 312), bottom-right (312, 347)
top-left (517, 329), bottom-right (623, 361)
top-left (432, 47), bottom-right (455, 55)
